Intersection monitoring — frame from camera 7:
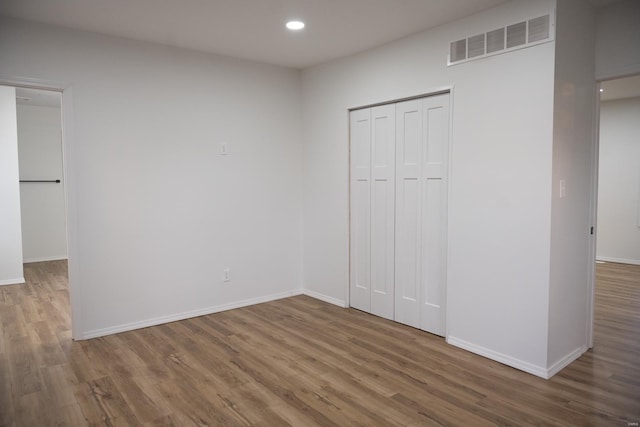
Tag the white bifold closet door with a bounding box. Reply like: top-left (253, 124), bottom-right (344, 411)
top-left (349, 105), bottom-right (396, 320)
top-left (395, 94), bottom-right (449, 336)
top-left (350, 93), bottom-right (450, 336)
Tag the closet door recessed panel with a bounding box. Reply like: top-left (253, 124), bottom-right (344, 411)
top-left (421, 94), bottom-right (450, 336)
top-left (394, 99), bottom-right (423, 329)
top-left (350, 109), bottom-right (371, 313)
top-left (370, 104), bottom-right (395, 320)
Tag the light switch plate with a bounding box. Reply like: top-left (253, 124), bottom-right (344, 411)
top-left (559, 179), bottom-right (566, 198)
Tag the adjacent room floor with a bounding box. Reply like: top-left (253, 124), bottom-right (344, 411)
top-left (1, 260), bottom-right (638, 425)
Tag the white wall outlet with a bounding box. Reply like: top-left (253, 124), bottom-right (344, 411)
top-left (223, 268), bottom-right (230, 282)
top-left (220, 142), bottom-right (229, 155)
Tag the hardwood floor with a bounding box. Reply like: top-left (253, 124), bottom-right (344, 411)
top-left (1, 260), bottom-right (639, 426)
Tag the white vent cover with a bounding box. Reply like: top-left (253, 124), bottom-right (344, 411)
top-left (450, 39), bottom-right (467, 63)
top-left (448, 13), bottom-right (553, 66)
top-left (486, 28), bottom-right (505, 54)
top-left (506, 22), bottom-right (526, 49)
top-left (468, 34), bottom-right (485, 58)
top-left (528, 15), bottom-right (550, 43)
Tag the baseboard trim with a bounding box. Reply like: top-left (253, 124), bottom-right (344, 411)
top-left (546, 345), bottom-right (587, 378)
top-left (82, 288), bottom-right (348, 339)
top-left (302, 289), bottom-right (347, 308)
top-left (0, 277), bottom-right (25, 286)
top-left (82, 289), bottom-right (305, 340)
top-left (596, 256), bottom-right (640, 266)
top-left (447, 336), bottom-right (548, 379)
top-left (23, 255), bottom-right (68, 264)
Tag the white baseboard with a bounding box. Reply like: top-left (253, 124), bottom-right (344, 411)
top-left (0, 277), bottom-right (25, 286)
top-left (23, 255), bottom-right (68, 264)
top-left (447, 336), bottom-right (587, 379)
top-left (82, 288), bottom-right (349, 339)
top-left (546, 345), bottom-right (587, 378)
top-left (302, 289), bottom-right (348, 308)
top-left (82, 289), bottom-right (305, 340)
top-left (596, 256), bottom-right (640, 266)
top-left (447, 336), bottom-right (549, 379)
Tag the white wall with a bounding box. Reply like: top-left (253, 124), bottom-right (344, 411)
top-left (595, 0), bottom-right (640, 80)
top-left (0, 85), bottom-right (25, 286)
top-left (0, 2), bottom-right (602, 378)
top-left (547, 0), bottom-right (596, 373)
top-left (597, 97), bottom-right (640, 265)
top-left (302, 0), bottom-right (557, 374)
top-left (0, 16), bottom-right (303, 337)
top-left (17, 103), bottom-right (68, 263)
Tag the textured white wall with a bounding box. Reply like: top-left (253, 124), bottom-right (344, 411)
top-left (0, 16), bottom-right (303, 336)
top-left (0, 85), bottom-right (24, 286)
top-left (17, 103), bottom-right (68, 262)
top-left (301, 0), bottom-right (557, 373)
top-left (597, 97), bottom-right (640, 265)
top-left (547, 0), bottom-right (596, 373)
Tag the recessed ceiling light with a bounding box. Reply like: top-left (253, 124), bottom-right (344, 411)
top-left (286, 20), bottom-right (305, 31)
top-left (599, 88), bottom-right (604, 93)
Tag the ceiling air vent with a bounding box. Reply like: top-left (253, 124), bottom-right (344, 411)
top-left (486, 28), bottom-right (505, 54)
top-left (448, 13), bottom-right (553, 66)
top-left (450, 39), bottom-right (467, 63)
top-left (468, 34), bottom-right (485, 58)
top-left (528, 15), bottom-right (550, 43)
top-left (506, 22), bottom-right (526, 48)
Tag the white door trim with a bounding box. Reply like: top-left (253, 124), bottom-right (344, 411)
top-left (444, 85), bottom-right (456, 339)
top-left (0, 75), bottom-right (83, 340)
top-left (586, 82), bottom-right (601, 349)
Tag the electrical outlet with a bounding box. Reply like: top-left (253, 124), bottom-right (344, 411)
top-left (223, 268), bottom-right (230, 282)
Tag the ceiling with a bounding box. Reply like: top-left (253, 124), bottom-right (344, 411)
top-left (587, 0), bottom-right (626, 7)
top-left (0, 0), bottom-right (511, 69)
top-left (600, 74), bottom-right (640, 101)
top-left (0, 0), bottom-right (626, 69)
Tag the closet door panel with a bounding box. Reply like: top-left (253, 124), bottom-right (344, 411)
top-left (394, 99), bottom-right (423, 329)
top-left (420, 94), bottom-right (450, 336)
top-left (350, 108), bottom-right (371, 313)
top-left (370, 105), bottom-right (395, 320)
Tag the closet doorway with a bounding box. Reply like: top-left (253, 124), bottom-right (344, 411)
top-left (350, 92), bottom-right (450, 336)
top-left (16, 87), bottom-right (68, 263)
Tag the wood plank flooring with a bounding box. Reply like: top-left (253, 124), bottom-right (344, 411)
top-left (1, 260), bottom-right (639, 426)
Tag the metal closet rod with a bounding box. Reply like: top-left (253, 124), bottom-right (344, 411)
top-left (19, 179), bottom-right (61, 183)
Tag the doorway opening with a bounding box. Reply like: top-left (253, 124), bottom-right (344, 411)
top-left (595, 74), bottom-right (640, 266)
top-left (589, 73), bottom-right (640, 347)
top-left (0, 80), bottom-right (79, 339)
top-left (16, 88), bottom-right (67, 264)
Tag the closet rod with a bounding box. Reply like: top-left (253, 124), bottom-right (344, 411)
top-left (19, 179), bottom-right (61, 183)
